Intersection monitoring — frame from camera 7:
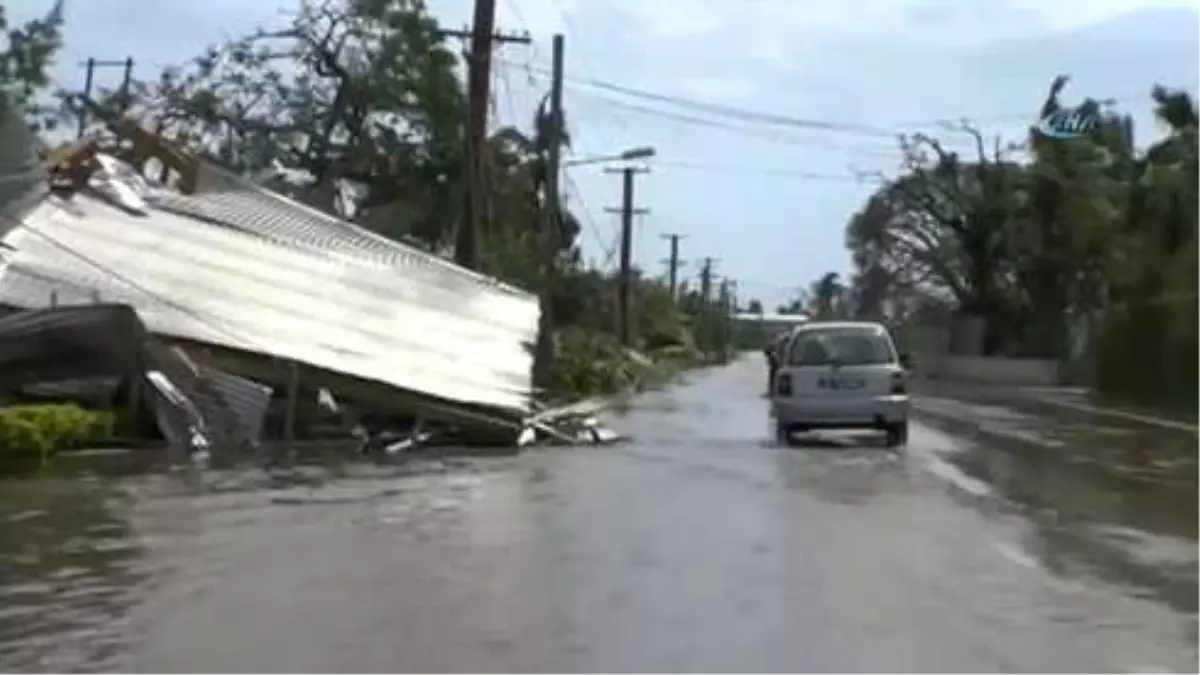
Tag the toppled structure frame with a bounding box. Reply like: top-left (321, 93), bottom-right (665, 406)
top-left (0, 106), bottom-right (543, 446)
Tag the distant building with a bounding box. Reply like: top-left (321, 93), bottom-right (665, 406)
top-left (731, 311), bottom-right (810, 350)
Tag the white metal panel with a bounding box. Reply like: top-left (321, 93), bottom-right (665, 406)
top-left (0, 193), bottom-right (540, 414)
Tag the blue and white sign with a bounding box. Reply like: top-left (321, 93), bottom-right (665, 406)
top-left (1036, 106), bottom-right (1099, 140)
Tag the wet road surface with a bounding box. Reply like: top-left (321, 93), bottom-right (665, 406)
top-left (0, 356), bottom-right (1196, 672)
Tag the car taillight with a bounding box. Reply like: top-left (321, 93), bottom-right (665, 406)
top-left (890, 372), bottom-right (906, 394)
top-left (777, 373), bottom-right (793, 397)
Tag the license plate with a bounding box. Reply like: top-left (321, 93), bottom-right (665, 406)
top-left (818, 377), bottom-right (864, 390)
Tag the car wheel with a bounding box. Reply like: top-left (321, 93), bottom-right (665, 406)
top-left (885, 421), bottom-right (909, 448)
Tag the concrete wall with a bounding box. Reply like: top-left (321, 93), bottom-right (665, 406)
top-left (905, 322), bottom-right (1063, 386)
top-left (929, 355), bottom-right (1062, 387)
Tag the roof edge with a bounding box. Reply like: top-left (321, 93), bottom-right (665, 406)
top-left (196, 161), bottom-right (538, 302)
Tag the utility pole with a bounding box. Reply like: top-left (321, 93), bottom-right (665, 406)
top-left (77, 57), bottom-right (134, 138)
top-left (718, 278), bottom-right (732, 359)
top-left (660, 233), bottom-right (685, 297)
top-left (605, 166), bottom-right (650, 346)
top-left (698, 257), bottom-right (719, 356)
top-left (699, 257), bottom-right (718, 305)
top-left (444, 7), bottom-right (531, 271)
top-left (532, 34), bottom-right (565, 387)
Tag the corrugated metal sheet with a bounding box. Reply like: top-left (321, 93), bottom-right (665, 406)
top-left (145, 343), bottom-right (273, 449)
top-left (157, 165), bottom-right (473, 282)
top-left (0, 167), bottom-right (541, 416)
top-left (144, 369), bottom-right (210, 452)
top-left (198, 367), bottom-right (273, 446)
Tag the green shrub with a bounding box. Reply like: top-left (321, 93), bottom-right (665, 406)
top-left (545, 329), bottom-right (705, 401)
top-left (0, 404), bottom-right (116, 466)
top-left (546, 329), bottom-right (646, 400)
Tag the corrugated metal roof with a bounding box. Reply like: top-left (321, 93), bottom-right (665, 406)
top-left (154, 164), bottom-right (528, 299)
top-left (0, 174), bottom-right (541, 415)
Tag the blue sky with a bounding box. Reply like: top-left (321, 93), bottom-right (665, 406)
top-left (10, 0), bottom-right (1200, 307)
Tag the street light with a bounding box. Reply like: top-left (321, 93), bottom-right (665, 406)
top-left (617, 146), bottom-right (656, 161)
top-left (562, 146), bottom-right (656, 168)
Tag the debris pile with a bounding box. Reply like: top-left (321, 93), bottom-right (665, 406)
top-left (0, 106), bottom-right (619, 456)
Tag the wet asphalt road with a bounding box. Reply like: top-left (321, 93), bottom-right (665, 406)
top-left (0, 355), bottom-right (1196, 672)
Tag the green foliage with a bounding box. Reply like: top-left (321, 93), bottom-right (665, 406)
top-left (545, 328), bottom-right (645, 399)
top-left (841, 76), bottom-right (1197, 407)
top-left (0, 0), bottom-right (63, 130)
top-left (545, 327), bottom-right (702, 401)
top-left (0, 404), bottom-right (116, 468)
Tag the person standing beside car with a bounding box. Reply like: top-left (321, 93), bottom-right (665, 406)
top-left (764, 330), bottom-right (791, 392)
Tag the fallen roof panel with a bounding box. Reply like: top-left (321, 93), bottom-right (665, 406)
top-left (0, 183), bottom-right (541, 416)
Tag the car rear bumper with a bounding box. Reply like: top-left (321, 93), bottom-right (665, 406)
top-left (772, 394), bottom-right (909, 428)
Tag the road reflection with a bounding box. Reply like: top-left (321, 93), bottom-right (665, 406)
top-left (914, 397), bottom-right (1198, 615)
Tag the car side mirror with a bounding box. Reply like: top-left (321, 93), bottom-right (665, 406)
top-left (898, 353), bottom-right (913, 370)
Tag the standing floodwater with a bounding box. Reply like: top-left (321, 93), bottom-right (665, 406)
top-left (0, 357), bottom-right (1195, 672)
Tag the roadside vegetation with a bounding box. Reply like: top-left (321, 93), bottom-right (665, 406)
top-left (0, 404), bottom-right (115, 470)
top-left (763, 77), bottom-right (1197, 412)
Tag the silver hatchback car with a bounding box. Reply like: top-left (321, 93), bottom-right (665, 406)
top-left (769, 321), bottom-right (910, 447)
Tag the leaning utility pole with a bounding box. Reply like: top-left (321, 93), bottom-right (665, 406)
top-left (77, 57), bottom-right (134, 138)
top-left (660, 233), bottom-right (685, 298)
top-left (605, 166), bottom-right (650, 346)
top-left (532, 34), bottom-right (565, 387)
top-left (447, 3), bottom-right (531, 270)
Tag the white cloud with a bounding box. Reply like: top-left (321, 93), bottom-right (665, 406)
top-left (1010, 0), bottom-right (1200, 30)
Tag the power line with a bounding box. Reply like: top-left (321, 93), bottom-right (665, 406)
top-left (563, 172), bottom-right (616, 265)
top-left (571, 90), bottom-right (906, 158)
top-left (890, 82), bottom-right (1200, 128)
top-left (499, 59), bottom-right (895, 138)
top-left (544, 0), bottom-right (634, 152)
top-left (500, 58), bottom-right (1199, 138)
top-left (651, 159), bottom-right (863, 181)
top-left (572, 83), bottom-right (892, 138)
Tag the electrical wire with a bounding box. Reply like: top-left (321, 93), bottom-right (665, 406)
top-left (497, 60), bottom-right (1016, 163)
top-left (497, 59), bottom-right (895, 138)
top-left (544, 0), bottom-right (636, 155)
top-left (563, 172), bottom-right (616, 265)
top-left (890, 82), bottom-right (1200, 128)
top-left (651, 159), bottom-right (863, 180)
top-left (568, 90), bottom-right (906, 158)
top-left (500, 58), bottom-right (1200, 139)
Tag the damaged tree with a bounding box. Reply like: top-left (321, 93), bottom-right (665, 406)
top-left (850, 126), bottom-right (1025, 354)
top-left (79, 0), bottom-right (466, 250)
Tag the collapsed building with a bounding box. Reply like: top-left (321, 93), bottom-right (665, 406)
top-left (0, 105), bottom-right (546, 454)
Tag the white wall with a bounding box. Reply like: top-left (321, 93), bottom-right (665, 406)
top-left (931, 355), bottom-right (1062, 386)
top-left (905, 323), bottom-right (1062, 386)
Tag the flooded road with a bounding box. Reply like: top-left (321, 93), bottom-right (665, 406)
top-left (1, 356), bottom-right (1196, 672)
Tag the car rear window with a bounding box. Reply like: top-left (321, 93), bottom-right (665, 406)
top-left (786, 326), bottom-right (896, 366)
